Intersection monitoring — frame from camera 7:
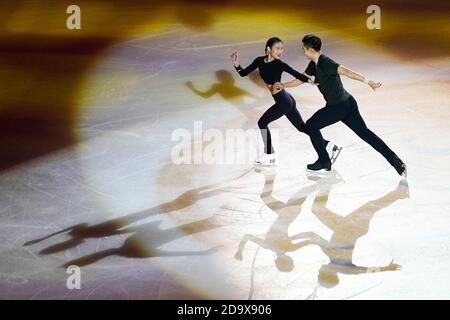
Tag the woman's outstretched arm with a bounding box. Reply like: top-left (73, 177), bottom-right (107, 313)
top-left (281, 61), bottom-right (311, 83)
top-left (231, 52), bottom-right (260, 77)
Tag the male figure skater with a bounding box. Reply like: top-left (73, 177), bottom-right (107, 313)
top-left (274, 34), bottom-right (406, 176)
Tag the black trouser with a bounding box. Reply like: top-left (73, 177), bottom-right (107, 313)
top-left (258, 89), bottom-right (329, 154)
top-left (305, 95), bottom-right (398, 165)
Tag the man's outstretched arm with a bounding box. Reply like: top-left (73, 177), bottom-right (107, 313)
top-left (337, 65), bottom-right (382, 91)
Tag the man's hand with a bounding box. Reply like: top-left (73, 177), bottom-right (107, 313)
top-left (304, 74), bottom-right (318, 86)
top-left (269, 82), bottom-right (284, 95)
top-left (230, 52), bottom-right (239, 67)
top-left (368, 80), bottom-right (382, 91)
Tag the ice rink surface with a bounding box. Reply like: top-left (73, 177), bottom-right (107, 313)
top-left (0, 3), bottom-right (449, 299)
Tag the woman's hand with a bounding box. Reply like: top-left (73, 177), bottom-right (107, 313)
top-left (230, 52), bottom-right (240, 67)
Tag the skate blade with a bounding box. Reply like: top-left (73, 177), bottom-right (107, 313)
top-left (253, 159), bottom-right (276, 167)
top-left (401, 167), bottom-right (408, 179)
top-left (330, 147), bottom-right (343, 165)
top-left (306, 168), bottom-right (332, 175)
top-left (253, 162), bottom-right (277, 168)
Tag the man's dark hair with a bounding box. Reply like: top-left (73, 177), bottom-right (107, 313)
top-left (302, 34), bottom-right (322, 51)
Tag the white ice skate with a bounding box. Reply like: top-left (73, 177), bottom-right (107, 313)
top-left (326, 142), bottom-right (342, 165)
top-left (253, 153), bottom-right (276, 167)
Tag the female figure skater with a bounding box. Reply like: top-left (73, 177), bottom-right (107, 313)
top-left (231, 37), bottom-right (341, 166)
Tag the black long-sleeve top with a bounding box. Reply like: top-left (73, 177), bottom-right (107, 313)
top-left (234, 56), bottom-right (310, 85)
top-left (304, 54), bottom-right (350, 104)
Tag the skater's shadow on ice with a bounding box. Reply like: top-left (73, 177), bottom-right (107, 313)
top-left (305, 178), bottom-right (409, 288)
top-left (234, 170), bottom-right (342, 272)
top-left (235, 170), bottom-right (409, 288)
top-left (23, 170), bottom-right (252, 267)
top-left (185, 70), bottom-right (264, 129)
top-left (186, 70), bottom-right (251, 100)
top-left (59, 218), bottom-right (221, 268)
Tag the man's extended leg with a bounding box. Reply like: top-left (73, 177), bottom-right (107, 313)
top-left (341, 96), bottom-right (407, 176)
